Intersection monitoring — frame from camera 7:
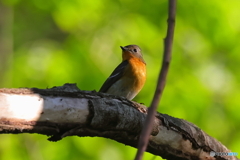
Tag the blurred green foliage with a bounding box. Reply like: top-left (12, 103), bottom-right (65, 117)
top-left (0, 0), bottom-right (239, 159)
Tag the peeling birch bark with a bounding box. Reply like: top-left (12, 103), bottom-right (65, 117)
top-left (0, 84), bottom-right (237, 160)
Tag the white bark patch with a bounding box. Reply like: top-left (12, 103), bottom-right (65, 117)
top-left (0, 93), bottom-right (89, 123)
top-left (151, 126), bottom-right (182, 147)
top-left (0, 93), bottom-right (44, 120)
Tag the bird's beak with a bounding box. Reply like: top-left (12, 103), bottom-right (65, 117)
top-left (120, 46), bottom-right (127, 51)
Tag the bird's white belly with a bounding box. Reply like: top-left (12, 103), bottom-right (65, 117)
top-left (106, 79), bottom-right (137, 100)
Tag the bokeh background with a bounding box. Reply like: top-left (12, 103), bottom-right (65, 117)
top-left (0, 0), bottom-right (239, 159)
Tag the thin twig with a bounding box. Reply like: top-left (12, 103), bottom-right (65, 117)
top-left (134, 0), bottom-right (176, 160)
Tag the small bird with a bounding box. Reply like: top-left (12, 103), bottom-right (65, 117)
top-left (99, 45), bottom-right (146, 100)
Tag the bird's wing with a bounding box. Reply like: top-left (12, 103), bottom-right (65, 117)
top-left (99, 60), bottom-right (128, 93)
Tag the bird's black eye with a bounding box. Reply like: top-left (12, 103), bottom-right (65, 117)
top-left (133, 49), bottom-right (137, 52)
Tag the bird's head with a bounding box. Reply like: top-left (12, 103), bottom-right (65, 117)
top-left (120, 45), bottom-right (146, 64)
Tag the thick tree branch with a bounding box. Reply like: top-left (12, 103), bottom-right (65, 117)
top-left (0, 84), bottom-right (237, 160)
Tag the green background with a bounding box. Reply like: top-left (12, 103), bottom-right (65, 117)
top-left (0, 0), bottom-right (239, 159)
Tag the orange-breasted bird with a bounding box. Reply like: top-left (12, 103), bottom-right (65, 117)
top-left (99, 45), bottom-right (146, 100)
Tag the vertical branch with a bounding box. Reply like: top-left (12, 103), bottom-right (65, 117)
top-left (134, 0), bottom-right (176, 160)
